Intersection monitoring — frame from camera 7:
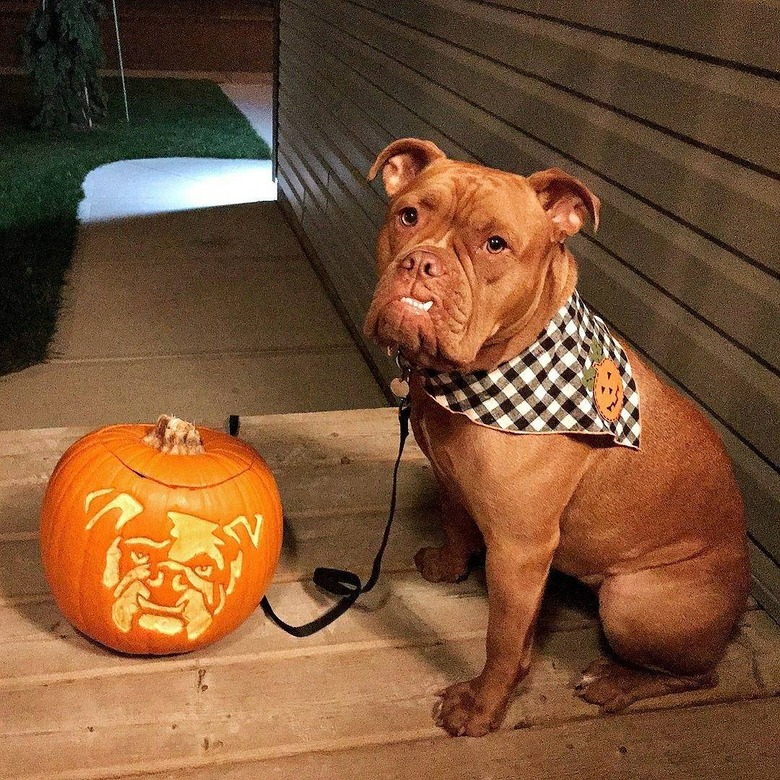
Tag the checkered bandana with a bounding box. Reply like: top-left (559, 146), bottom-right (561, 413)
top-left (421, 289), bottom-right (641, 449)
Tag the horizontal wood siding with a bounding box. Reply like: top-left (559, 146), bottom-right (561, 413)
top-left (276, 0), bottom-right (780, 617)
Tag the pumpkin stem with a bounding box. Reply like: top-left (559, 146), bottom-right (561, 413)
top-left (143, 415), bottom-right (205, 455)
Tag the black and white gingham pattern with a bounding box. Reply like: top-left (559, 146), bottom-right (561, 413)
top-left (422, 290), bottom-right (641, 449)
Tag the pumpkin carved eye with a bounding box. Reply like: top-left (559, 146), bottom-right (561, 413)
top-left (131, 552), bottom-right (149, 565)
top-left (194, 565), bottom-right (213, 578)
top-left (399, 207), bottom-right (418, 226)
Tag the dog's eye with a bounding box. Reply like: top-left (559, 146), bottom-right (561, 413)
top-left (194, 565), bottom-right (213, 578)
top-left (486, 236), bottom-right (507, 253)
top-left (131, 552), bottom-right (149, 565)
top-left (399, 207), bottom-right (418, 227)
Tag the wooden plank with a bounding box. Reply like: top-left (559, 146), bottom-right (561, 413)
top-left (278, 114), bottom-right (330, 215)
top-left (354, 0), bottom-right (780, 172)
top-left (278, 32), bottom-right (392, 329)
top-left (0, 409), bottom-right (418, 525)
top-left (0, 573), bottom-right (490, 689)
top-left (0, 607), bottom-right (773, 779)
top-left (281, 53), bottom-right (393, 201)
top-left (124, 697), bottom-right (780, 780)
top-left (0, 462), bottom-right (441, 597)
top-left (583, 195), bottom-right (780, 370)
top-left (496, 0), bottom-right (780, 74)
top-left (280, 54), bottom-right (388, 231)
top-left (277, 174), bottom-right (303, 223)
top-left (237, 407), bottom-right (417, 464)
top-left (741, 607), bottom-right (780, 693)
top-left (735, 454), bottom-right (780, 567)
top-left (0, 570), bottom-right (606, 687)
top-left (311, 0), bottom-right (780, 275)
top-left (276, 158), bottom-right (378, 324)
top-left (281, 52), bottom-right (383, 187)
top-left (1, 410), bottom-right (776, 779)
top-left (276, 149), bottom-right (306, 219)
top-left (1, 566), bottom-right (762, 691)
top-left (0, 426), bottom-right (93, 458)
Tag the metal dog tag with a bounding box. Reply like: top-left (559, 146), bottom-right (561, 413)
top-left (390, 377), bottom-right (410, 398)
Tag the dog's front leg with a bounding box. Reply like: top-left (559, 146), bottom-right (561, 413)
top-left (435, 531), bottom-right (558, 737)
top-left (415, 489), bottom-right (484, 583)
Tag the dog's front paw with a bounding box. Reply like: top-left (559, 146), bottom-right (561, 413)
top-left (414, 546), bottom-right (469, 583)
top-left (434, 679), bottom-right (506, 737)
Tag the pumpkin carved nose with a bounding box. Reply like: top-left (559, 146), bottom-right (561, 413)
top-left (401, 250), bottom-right (443, 278)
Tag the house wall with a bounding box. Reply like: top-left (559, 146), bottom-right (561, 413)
top-left (275, 0), bottom-right (780, 618)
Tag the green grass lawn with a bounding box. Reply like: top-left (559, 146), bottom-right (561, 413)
top-left (0, 75), bottom-right (271, 376)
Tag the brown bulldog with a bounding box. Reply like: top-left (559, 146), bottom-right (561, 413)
top-left (364, 138), bottom-right (750, 736)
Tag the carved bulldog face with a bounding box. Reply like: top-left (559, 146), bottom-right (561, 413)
top-left (85, 491), bottom-right (261, 642)
top-left (363, 139), bottom-right (599, 372)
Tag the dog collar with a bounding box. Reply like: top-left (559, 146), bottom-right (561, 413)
top-left (421, 289), bottom-right (641, 449)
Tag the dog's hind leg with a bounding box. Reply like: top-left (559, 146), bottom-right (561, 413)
top-left (575, 655), bottom-right (717, 713)
top-left (576, 546), bottom-right (749, 712)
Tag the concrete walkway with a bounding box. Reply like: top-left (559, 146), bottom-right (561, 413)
top-left (0, 80), bottom-right (385, 430)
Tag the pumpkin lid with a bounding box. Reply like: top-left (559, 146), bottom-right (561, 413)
top-left (97, 424), bottom-right (256, 488)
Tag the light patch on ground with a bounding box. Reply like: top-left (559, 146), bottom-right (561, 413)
top-left (78, 158), bottom-right (277, 223)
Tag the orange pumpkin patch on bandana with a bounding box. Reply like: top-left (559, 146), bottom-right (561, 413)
top-left (593, 358), bottom-right (624, 423)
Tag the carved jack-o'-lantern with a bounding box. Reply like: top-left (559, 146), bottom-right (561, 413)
top-left (593, 358), bottom-right (625, 423)
top-left (40, 416), bottom-right (283, 655)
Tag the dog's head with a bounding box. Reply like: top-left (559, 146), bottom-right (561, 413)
top-left (363, 139), bottom-right (599, 371)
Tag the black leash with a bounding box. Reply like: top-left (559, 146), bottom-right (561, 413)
top-left (228, 397), bottom-right (411, 638)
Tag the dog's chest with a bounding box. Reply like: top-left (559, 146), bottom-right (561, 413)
top-left (411, 389), bottom-right (579, 508)
top-left (410, 390), bottom-right (499, 490)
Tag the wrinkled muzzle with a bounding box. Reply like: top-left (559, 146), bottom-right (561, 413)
top-left (365, 246), bottom-right (472, 369)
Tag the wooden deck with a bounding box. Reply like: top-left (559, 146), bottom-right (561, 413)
top-left (1, 408), bottom-right (778, 779)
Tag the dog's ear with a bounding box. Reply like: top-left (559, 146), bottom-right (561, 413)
top-left (526, 168), bottom-right (600, 242)
top-left (368, 138), bottom-right (447, 197)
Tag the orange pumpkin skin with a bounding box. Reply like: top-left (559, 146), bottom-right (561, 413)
top-left (40, 423), bottom-right (283, 655)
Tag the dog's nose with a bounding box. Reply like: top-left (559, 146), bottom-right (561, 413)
top-left (400, 250), bottom-right (443, 278)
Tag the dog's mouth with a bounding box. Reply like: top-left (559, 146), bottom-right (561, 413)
top-left (367, 292), bottom-right (435, 360)
top-left (366, 290), bottom-right (474, 371)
